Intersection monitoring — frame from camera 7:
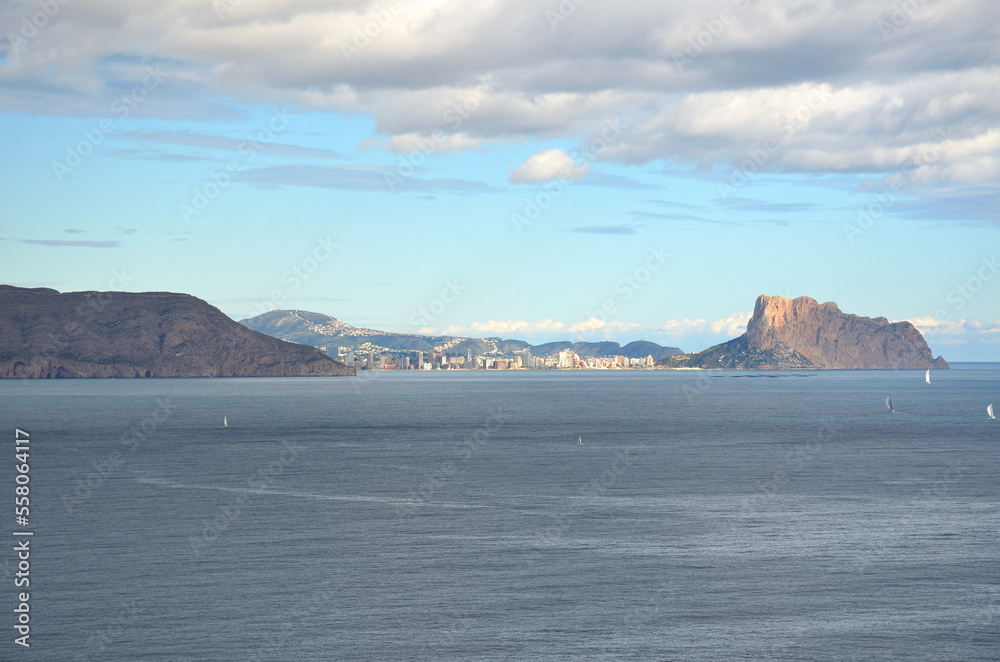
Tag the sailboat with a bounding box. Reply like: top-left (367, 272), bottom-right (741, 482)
top-left (224, 415), bottom-right (228, 428)
top-left (578, 435), bottom-right (584, 446)
top-left (886, 397), bottom-right (895, 413)
top-left (925, 369), bottom-right (931, 384)
top-left (989, 404), bottom-right (995, 420)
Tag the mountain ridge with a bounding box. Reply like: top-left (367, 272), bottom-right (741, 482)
top-left (239, 309), bottom-right (684, 360)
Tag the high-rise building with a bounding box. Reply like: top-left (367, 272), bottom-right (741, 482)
top-left (416, 351), bottom-right (424, 369)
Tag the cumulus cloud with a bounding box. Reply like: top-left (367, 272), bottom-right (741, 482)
top-left (658, 312), bottom-right (752, 337)
top-left (509, 148), bottom-right (588, 184)
top-left (1, 0), bottom-right (998, 187)
top-left (441, 319), bottom-right (566, 336)
top-left (906, 316), bottom-right (1000, 337)
top-left (566, 318), bottom-right (640, 336)
top-left (439, 317), bottom-right (644, 340)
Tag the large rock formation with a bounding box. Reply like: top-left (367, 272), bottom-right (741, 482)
top-left (0, 286), bottom-right (355, 378)
top-left (663, 294), bottom-right (948, 370)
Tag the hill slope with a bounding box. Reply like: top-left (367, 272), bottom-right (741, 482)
top-left (240, 310), bottom-right (683, 359)
top-left (0, 286), bottom-right (355, 378)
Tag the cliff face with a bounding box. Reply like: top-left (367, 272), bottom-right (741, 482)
top-left (0, 286), bottom-right (355, 378)
top-left (663, 294), bottom-right (948, 370)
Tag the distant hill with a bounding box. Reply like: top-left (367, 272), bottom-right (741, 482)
top-left (662, 294), bottom-right (947, 370)
top-left (0, 286), bottom-right (355, 378)
top-left (239, 309), bottom-right (462, 353)
top-left (239, 310), bottom-right (683, 359)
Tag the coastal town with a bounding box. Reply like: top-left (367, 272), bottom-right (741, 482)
top-left (333, 348), bottom-right (658, 370)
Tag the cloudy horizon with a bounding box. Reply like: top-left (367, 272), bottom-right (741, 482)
top-left (2, 0), bottom-right (998, 358)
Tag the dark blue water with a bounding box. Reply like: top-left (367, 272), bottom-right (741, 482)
top-left (2, 369), bottom-right (998, 660)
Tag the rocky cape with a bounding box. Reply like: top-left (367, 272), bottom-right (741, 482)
top-left (662, 295), bottom-right (948, 370)
top-left (0, 286), bottom-right (355, 378)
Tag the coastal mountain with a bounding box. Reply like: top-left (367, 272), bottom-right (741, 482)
top-left (241, 309), bottom-right (457, 353)
top-left (662, 294), bottom-right (948, 370)
top-left (0, 286), bottom-right (354, 378)
top-left (239, 309), bottom-right (684, 359)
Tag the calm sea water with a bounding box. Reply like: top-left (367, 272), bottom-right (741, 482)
top-left (2, 368), bottom-right (998, 661)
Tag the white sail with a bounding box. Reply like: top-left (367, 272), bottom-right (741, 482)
top-left (989, 404), bottom-right (995, 419)
top-left (224, 415), bottom-right (228, 427)
top-left (578, 435), bottom-right (583, 445)
top-left (886, 397), bottom-right (894, 412)
top-left (925, 369), bottom-right (931, 384)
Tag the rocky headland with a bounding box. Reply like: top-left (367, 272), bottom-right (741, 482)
top-left (0, 285), bottom-right (355, 378)
top-left (662, 294), bottom-right (948, 370)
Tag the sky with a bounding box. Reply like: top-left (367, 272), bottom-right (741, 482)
top-left (1, 0), bottom-right (998, 360)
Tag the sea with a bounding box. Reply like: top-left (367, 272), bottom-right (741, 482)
top-left (1, 366), bottom-right (998, 661)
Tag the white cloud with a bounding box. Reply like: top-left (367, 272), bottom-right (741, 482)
top-left (442, 319), bottom-right (566, 336)
top-left (509, 148), bottom-right (588, 184)
top-left (657, 312), bottom-right (751, 337)
top-left (2, 0), bottom-right (998, 187)
top-left (441, 317), bottom-right (639, 340)
top-left (380, 132), bottom-right (483, 154)
top-left (566, 318), bottom-right (640, 335)
top-left (708, 312), bottom-right (753, 336)
top-left (905, 316), bottom-right (1000, 336)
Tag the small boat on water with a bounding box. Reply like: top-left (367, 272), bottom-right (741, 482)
top-left (224, 415), bottom-right (228, 428)
top-left (578, 435), bottom-right (584, 446)
top-left (886, 397), bottom-right (895, 413)
top-left (925, 369), bottom-right (931, 384)
top-left (989, 404), bottom-right (995, 420)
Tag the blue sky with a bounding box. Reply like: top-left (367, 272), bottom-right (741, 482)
top-left (1, 0), bottom-right (998, 359)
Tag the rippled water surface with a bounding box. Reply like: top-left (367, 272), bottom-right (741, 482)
top-left (2, 367), bottom-right (998, 660)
